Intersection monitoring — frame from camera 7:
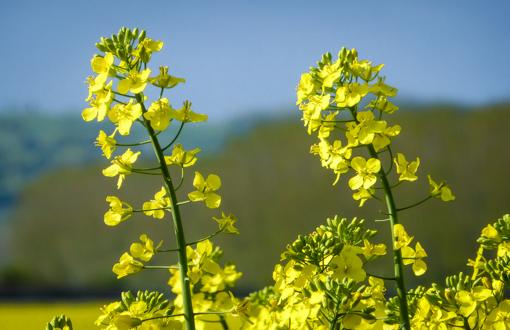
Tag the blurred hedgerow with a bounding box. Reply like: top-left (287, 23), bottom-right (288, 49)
top-left (46, 28), bottom-right (510, 330)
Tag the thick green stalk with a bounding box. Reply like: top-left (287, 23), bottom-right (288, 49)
top-left (367, 145), bottom-right (411, 329)
top-left (137, 95), bottom-right (196, 330)
top-left (348, 108), bottom-right (410, 329)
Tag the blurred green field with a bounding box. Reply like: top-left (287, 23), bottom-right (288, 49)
top-left (0, 302), bottom-right (102, 330)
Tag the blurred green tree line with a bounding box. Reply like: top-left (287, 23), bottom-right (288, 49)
top-left (2, 103), bottom-right (509, 295)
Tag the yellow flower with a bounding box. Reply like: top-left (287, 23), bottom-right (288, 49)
top-left (164, 144), bottom-right (200, 168)
top-left (427, 175), bottom-right (455, 201)
top-left (104, 196), bottom-right (133, 226)
top-left (317, 111), bottom-right (338, 139)
top-left (369, 78), bottom-right (398, 97)
top-left (171, 101), bottom-right (208, 123)
top-left (484, 299), bottom-right (510, 329)
top-left (330, 245), bottom-right (366, 282)
top-left (335, 82), bottom-right (369, 108)
top-left (108, 99), bottom-right (142, 135)
top-left (394, 153), bottom-right (420, 182)
top-left (142, 187), bottom-right (171, 219)
top-left (188, 172), bottom-right (222, 208)
top-left (393, 224), bottom-right (413, 250)
top-left (317, 59), bottom-right (342, 89)
top-left (401, 242), bottom-right (427, 276)
top-left (112, 252), bottom-right (143, 279)
top-left (362, 239), bottom-right (387, 260)
top-left (86, 73), bottom-right (109, 94)
top-left (132, 38), bottom-right (163, 63)
top-left (311, 138), bottom-right (351, 184)
top-left (143, 98), bottom-right (174, 131)
top-left (368, 96), bottom-right (398, 114)
top-left (300, 94), bottom-right (331, 134)
top-left (102, 148), bottom-right (141, 189)
top-left (213, 212), bottom-right (240, 234)
top-left (91, 52), bottom-right (114, 75)
top-left (129, 234), bottom-right (157, 262)
top-left (349, 111), bottom-right (400, 151)
top-left (149, 66), bottom-right (185, 89)
top-left (455, 287), bottom-right (492, 317)
top-left (350, 59), bottom-right (383, 81)
top-left (356, 111), bottom-right (387, 144)
top-left (117, 69), bottom-right (151, 94)
top-left (95, 130), bottom-right (116, 159)
top-left (82, 80), bottom-right (113, 122)
top-left (348, 156), bottom-right (381, 190)
top-left (352, 188), bottom-right (374, 207)
top-left (296, 72), bottom-right (317, 105)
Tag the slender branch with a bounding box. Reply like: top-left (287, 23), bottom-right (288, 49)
top-left (143, 265), bottom-right (179, 270)
top-left (133, 207), bottom-right (172, 213)
top-left (115, 132), bottom-right (161, 146)
top-left (175, 167), bottom-right (185, 191)
top-left (163, 121), bottom-right (185, 151)
top-left (396, 195), bottom-right (433, 212)
top-left (366, 272), bottom-right (397, 281)
top-left (186, 229), bottom-right (223, 246)
top-left (112, 90), bottom-right (136, 98)
top-left (157, 247), bottom-right (180, 253)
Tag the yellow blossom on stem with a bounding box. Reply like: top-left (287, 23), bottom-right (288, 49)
top-left (296, 72), bottom-right (317, 105)
top-left (149, 66), bottom-right (185, 89)
top-left (393, 224), bottom-right (413, 250)
top-left (132, 38), bottom-right (163, 63)
top-left (129, 234), bottom-right (158, 262)
top-left (86, 73), bottom-right (109, 94)
top-left (455, 287), bottom-right (492, 317)
top-left (335, 82), bottom-right (369, 108)
top-left (143, 97), bottom-right (174, 131)
top-left (401, 242), bottom-right (427, 276)
top-left (171, 101), bottom-right (207, 123)
top-left (300, 94), bottom-right (331, 134)
top-left (394, 153), bottom-right (420, 182)
top-left (164, 144), bottom-right (200, 168)
top-left (352, 188), bottom-right (374, 207)
top-left (95, 130), bottom-right (116, 159)
top-left (188, 172), bottom-right (222, 208)
top-left (102, 148), bottom-right (141, 189)
top-left (317, 59), bottom-right (342, 89)
top-left (91, 52), bottom-right (114, 75)
top-left (484, 299), bottom-right (510, 329)
top-left (213, 212), bottom-right (240, 234)
top-left (369, 78), bottom-right (398, 98)
top-left (362, 239), bottom-right (387, 260)
top-left (112, 252), bottom-right (143, 279)
top-left (82, 80), bottom-right (113, 122)
top-left (108, 99), bottom-right (142, 135)
top-left (104, 196), bottom-right (133, 226)
top-left (348, 156), bottom-right (381, 190)
top-left (142, 187), bottom-right (171, 219)
top-left (317, 111), bottom-right (338, 139)
top-left (350, 59), bottom-right (383, 81)
top-left (368, 96), bottom-right (398, 114)
top-left (330, 245), bottom-right (366, 282)
top-left (117, 69), bottom-right (151, 94)
top-left (427, 175), bottom-right (455, 201)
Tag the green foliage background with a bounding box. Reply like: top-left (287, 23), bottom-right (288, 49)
top-left (3, 103), bottom-right (510, 293)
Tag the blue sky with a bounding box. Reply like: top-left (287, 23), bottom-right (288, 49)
top-left (1, 0), bottom-right (509, 120)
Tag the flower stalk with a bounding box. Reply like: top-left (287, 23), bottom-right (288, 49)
top-left (137, 94), bottom-right (196, 330)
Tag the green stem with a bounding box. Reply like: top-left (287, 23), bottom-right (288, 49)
top-left (349, 108), bottom-right (411, 330)
top-left (368, 144), bottom-right (411, 329)
top-left (137, 94), bottom-right (196, 330)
